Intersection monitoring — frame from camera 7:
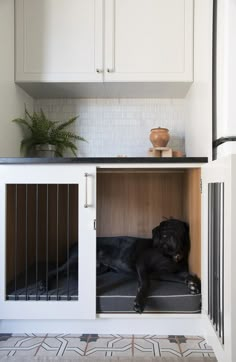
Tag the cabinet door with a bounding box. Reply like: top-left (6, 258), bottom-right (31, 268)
top-left (201, 155), bottom-right (236, 362)
top-left (104, 0), bottom-right (193, 82)
top-left (15, 0), bottom-right (103, 82)
top-left (0, 165), bottom-right (96, 320)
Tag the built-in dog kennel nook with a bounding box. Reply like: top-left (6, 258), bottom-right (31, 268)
top-left (5, 168), bottom-right (202, 315)
top-left (96, 168), bottom-right (202, 314)
top-left (6, 184), bottom-right (79, 301)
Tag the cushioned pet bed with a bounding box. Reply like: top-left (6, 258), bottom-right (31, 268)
top-left (96, 271), bottom-right (201, 313)
top-left (7, 265), bottom-right (201, 313)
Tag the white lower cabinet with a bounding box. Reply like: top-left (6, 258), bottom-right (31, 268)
top-left (0, 160), bottom-right (236, 361)
top-left (201, 154), bottom-right (236, 362)
top-left (0, 164), bottom-right (97, 320)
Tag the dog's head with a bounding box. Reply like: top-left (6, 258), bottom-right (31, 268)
top-left (152, 219), bottom-right (190, 263)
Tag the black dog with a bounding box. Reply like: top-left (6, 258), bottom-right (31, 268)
top-left (97, 218), bottom-right (200, 313)
top-left (40, 219), bottom-right (200, 313)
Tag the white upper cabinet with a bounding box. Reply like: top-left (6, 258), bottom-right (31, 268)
top-left (15, 0), bottom-right (193, 84)
top-left (15, 0), bottom-right (104, 82)
top-left (104, 0), bottom-right (193, 82)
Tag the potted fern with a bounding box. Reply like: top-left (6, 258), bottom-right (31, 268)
top-left (12, 107), bottom-right (86, 157)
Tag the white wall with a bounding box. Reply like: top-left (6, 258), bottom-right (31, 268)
top-left (0, 0), bottom-right (33, 157)
top-left (185, 0), bottom-right (213, 160)
top-left (34, 98), bottom-right (186, 157)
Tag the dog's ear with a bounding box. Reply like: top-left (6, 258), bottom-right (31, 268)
top-left (183, 221), bottom-right (189, 232)
top-left (182, 221), bottom-right (190, 255)
top-left (152, 225), bottom-right (161, 247)
top-left (183, 221), bottom-right (190, 239)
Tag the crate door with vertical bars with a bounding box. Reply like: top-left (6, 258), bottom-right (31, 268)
top-left (201, 156), bottom-right (235, 362)
top-left (0, 165), bottom-right (96, 320)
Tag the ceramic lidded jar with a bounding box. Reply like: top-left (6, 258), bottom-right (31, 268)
top-left (149, 127), bottom-right (170, 147)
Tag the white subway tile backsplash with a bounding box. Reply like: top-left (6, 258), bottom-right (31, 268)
top-left (34, 98), bottom-right (186, 157)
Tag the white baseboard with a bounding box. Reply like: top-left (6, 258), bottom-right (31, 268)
top-left (0, 314), bottom-right (204, 335)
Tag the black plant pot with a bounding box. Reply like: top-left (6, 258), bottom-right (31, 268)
top-left (34, 144), bottom-right (56, 157)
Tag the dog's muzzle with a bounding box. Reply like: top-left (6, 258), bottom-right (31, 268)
top-left (173, 254), bottom-right (182, 263)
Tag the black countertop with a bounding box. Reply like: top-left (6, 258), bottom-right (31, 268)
top-left (0, 157), bottom-right (208, 164)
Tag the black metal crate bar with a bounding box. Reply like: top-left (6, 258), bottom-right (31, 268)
top-left (208, 182), bottom-right (224, 345)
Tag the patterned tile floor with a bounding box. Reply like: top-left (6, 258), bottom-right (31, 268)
top-left (0, 334), bottom-right (216, 359)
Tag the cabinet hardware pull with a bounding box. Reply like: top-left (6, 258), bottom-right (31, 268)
top-left (96, 69), bottom-right (103, 73)
top-left (106, 0), bottom-right (115, 73)
top-left (84, 172), bottom-right (90, 208)
top-left (94, 219), bottom-right (96, 230)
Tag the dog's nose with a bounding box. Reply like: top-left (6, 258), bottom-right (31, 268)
top-left (173, 254), bottom-right (181, 263)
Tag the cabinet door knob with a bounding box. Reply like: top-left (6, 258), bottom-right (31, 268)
top-left (107, 68), bottom-right (115, 73)
top-left (96, 69), bottom-right (103, 73)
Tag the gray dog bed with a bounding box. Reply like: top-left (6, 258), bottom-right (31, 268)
top-left (96, 271), bottom-right (201, 313)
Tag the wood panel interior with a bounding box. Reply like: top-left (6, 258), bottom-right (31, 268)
top-left (97, 170), bottom-right (185, 237)
top-left (97, 168), bottom-right (201, 277)
top-left (183, 168), bottom-right (201, 277)
top-left (6, 184), bottom-right (78, 284)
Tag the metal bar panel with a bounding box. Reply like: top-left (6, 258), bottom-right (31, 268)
top-left (7, 182), bottom-right (80, 303)
top-left (208, 182), bottom-right (225, 345)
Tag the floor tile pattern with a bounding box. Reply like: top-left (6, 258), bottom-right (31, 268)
top-left (0, 334), bottom-right (216, 358)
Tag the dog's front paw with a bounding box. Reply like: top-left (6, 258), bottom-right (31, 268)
top-left (186, 274), bottom-right (201, 295)
top-left (133, 302), bottom-right (144, 314)
top-left (133, 299), bottom-right (144, 314)
top-left (38, 280), bottom-right (46, 292)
